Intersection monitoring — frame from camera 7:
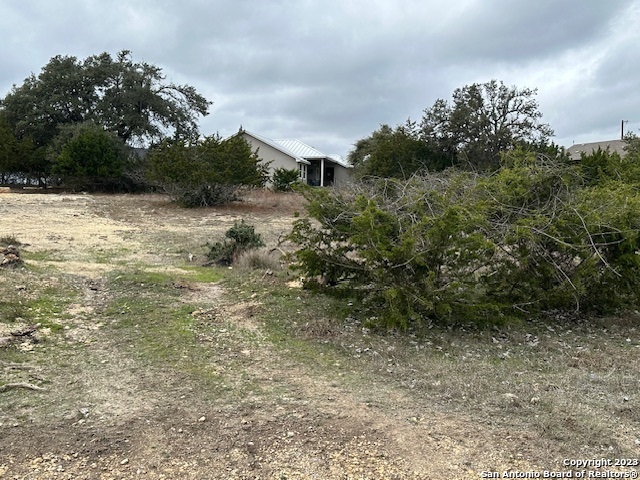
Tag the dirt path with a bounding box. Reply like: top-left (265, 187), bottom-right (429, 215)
top-left (0, 193), bottom-right (543, 479)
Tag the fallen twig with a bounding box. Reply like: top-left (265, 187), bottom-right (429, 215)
top-left (0, 382), bottom-right (47, 393)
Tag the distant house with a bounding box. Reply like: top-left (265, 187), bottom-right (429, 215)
top-left (566, 139), bottom-right (627, 160)
top-left (239, 130), bottom-right (352, 187)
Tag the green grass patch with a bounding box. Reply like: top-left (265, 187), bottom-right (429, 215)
top-left (0, 273), bottom-right (77, 330)
top-left (20, 249), bottom-right (64, 262)
top-left (0, 300), bottom-right (29, 324)
top-left (224, 271), bottom-right (356, 372)
top-left (101, 268), bottom-right (257, 398)
top-left (178, 265), bottom-right (224, 283)
top-left (91, 247), bottom-right (133, 265)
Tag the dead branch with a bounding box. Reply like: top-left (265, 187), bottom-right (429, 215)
top-left (572, 207), bottom-right (622, 277)
top-left (269, 246), bottom-right (288, 256)
top-left (0, 382), bottom-right (47, 393)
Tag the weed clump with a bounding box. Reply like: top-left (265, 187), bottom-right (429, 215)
top-left (0, 235), bottom-right (21, 247)
top-left (205, 220), bottom-right (265, 266)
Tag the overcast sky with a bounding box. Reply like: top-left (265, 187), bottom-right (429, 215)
top-left (1, 0), bottom-right (639, 157)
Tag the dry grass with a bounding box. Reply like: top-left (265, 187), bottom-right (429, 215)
top-left (245, 272), bottom-right (640, 464)
top-left (354, 315), bottom-right (639, 456)
top-left (234, 247), bottom-right (284, 272)
top-left (237, 188), bottom-right (306, 215)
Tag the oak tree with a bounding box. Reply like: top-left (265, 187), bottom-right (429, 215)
top-left (421, 80), bottom-right (553, 170)
top-left (0, 50), bottom-right (211, 148)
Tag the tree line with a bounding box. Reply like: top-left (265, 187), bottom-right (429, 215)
top-left (349, 80), bottom-right (557, 177)
top-left (1, 52), bottom-right (559, 198)
top-left (0, 50), bottom-right (266, 201)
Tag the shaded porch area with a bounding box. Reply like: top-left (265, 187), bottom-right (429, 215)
top-left (306, 158), bottom-right (335, 186)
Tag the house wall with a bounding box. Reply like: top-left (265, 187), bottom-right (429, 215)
top-left (241, 132), bottom-right (299, 174)
top-left (333, 165), bottom-right (352, 185)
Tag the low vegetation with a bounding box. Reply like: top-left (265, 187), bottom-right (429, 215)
top-left (148, 132), bottom-right (270, 207)
top-left (271, 167), bottom-right (302, 192)
top-left (289, 148), bottom-right (640, 328)
top-left (204, 220), bottom-right (266, 266)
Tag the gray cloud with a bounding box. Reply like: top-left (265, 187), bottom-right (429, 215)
top-left (2, 0), bottom-right (640, 156)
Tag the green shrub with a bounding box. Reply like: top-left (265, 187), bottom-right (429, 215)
top-left (205, 220), bottom-right (265, 266)
top-left (271, 167), bottom-right (301, 192)
top-left (148, 131), bottom-right (269, 206)
top-left (50, 122), bottom-right (128, 190)
top-left (288, 149), bottom-right (640, 328)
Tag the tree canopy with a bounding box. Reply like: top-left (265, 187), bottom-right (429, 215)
top-left (420, 80), bottom-right (553, 170)
top-left (0, 50), bottom-right (211, 148)
top-left (348, 123), bottom-right (453, 179)
top-left (0, 50), bottom-right (211, 188)
top-left (349, 80), bottom-right (555, 178)
top-left (0, 111), bottom-right (41, 184)
top-left (148, 130), bottom-right (269, 206)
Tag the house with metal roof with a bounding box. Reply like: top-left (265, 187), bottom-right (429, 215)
top-left (239, 130), bottom-right (353, 187)
top-left (566, 139), bottom-right (627, 160)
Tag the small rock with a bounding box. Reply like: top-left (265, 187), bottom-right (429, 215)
top-left (502, 393), bottom-right (520, 404)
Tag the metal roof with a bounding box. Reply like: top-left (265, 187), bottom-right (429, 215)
top-left (241, 131), bottom-right (352, 168)
top-left (273, 139), bottom-right (351, 168)
top-left (272, 139), bottom-right (327, 159)
top-left (326, 154), bottom-right (351, 169)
